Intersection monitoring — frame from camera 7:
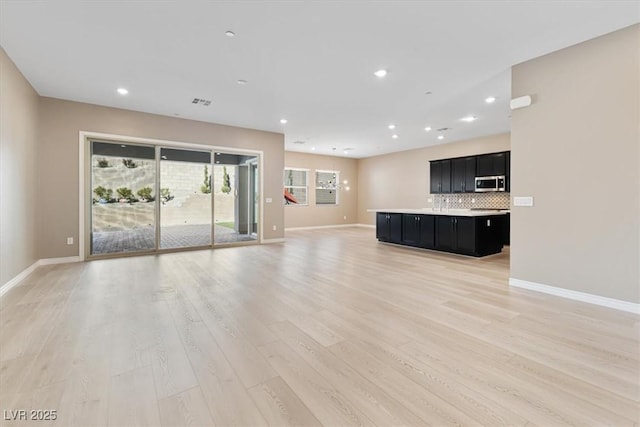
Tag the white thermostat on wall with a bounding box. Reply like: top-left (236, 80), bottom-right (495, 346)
top-left (513, 196), bottom-right (534, 207)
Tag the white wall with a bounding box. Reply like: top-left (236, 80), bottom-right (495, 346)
top-left (511, 24), bottom-right (639, 303)
top-left (0, 47), bottom-right (39, 286)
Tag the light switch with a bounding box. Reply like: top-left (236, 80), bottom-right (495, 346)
top-left (266, 197), bottom-right (272, 203)
top-left (514, 196), bottom-right (534, 207)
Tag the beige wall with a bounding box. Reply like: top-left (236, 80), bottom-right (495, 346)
top-left (0, 48), bottom-right (40, 286)
top-left (37, 98), bottom-right (284, 259)
top-left (511, 24), bottom-right (639, 303)
top-left (284, 151), bottom-right (358, 228)
top-left (357, 133), bottom-right (510, 225)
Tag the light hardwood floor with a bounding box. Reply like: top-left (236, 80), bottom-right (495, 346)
top-left (1, 227), bottom-right (638, 426)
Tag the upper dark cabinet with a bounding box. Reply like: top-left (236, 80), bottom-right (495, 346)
top-left (451, 156), bottom-right (476, 193)
top-left (505, 151), bottom-right (511, 192)
top-left (477, 152), bottom-right (506, 177)
top-left (430, 159), bottom-right (451, 194)
top-left (430, 151), bottom-right (510, 194)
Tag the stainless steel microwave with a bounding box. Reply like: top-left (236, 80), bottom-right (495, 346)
top-left (475, 175), bottom-right (506, 192)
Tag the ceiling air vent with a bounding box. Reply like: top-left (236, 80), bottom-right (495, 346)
top-left (436, 127), bottom-right (450, 132)
top-left (192, 98), bottom-right (212, 106)
top-left (293, 140), bottom-right (306, 145)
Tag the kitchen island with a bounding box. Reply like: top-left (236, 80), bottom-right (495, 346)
top-left (369, 208), bottom-right (509, 257)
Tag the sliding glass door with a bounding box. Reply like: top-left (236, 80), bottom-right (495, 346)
top-left (159, 148), bottom-right (212, 249)
top-left (213, 152), bottom-right (259, 245)
top-left (90, 142), bottom-right (156, 255)
top-left (87, 139), bottom-right (259, 258)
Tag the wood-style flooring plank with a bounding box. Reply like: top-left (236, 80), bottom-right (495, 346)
top-left (258, 339), bottom-right (375, 426)
top-left (248, 376), bottom-right (323, 427)
top-left (157, 386), bottom-right (215, 427)
top-left (269, 320), bottom-right (427, 426)
top-left (108, 366), bottom-right (161, 427)
top-left (167, 303), bottom-right (267, 426)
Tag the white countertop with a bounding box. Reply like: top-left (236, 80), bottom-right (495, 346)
top-left (367, 208), bottom-right (510, 217)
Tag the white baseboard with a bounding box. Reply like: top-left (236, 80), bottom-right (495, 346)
top-left (355, 223), bottom-right (376, 229)
top-left (285, 224), bottom-right (360, 231)
top-left (509, 277), bottom-right (640, 314)
top-left (39, 256), bottom-right (82, 265)
top-left (262, 238), bottom-right (285, 244)
top-left (0, 260), bottom-right (39, 298)
top-left (0, 256), bottom-right (82, 298)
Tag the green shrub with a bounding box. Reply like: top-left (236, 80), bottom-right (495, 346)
top-left (97, 158), bottom-right (110, 168)
top-left (122, 158), bottom-right (137, 168)
top-left (160, 188), bottom-right (174, 203)
top-left (221, 166), bottom-right (231, 194)
top-left (116, 187), bottom-right (134, 201)
top-left (201, 165), bottom-right (212, 194)
top-left (136, 187), bottom-right (153, 201)
top-left (94, 186), bottom-right (113, 202)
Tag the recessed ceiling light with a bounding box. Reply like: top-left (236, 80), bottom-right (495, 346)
top-left (388, 124), bottom-right (395, 130)
top-left (225, 30), bottom-right (235, 37)
top-left (311, 147), bottom-right (316, 151)
top-left (120, 144), bottom-right (126, 148)
top-left (280, 119), bottom-right (288, 124)
top-left (437, 135), bottom-right (444, 140)
top-left (424, 126), bottom-right (432, 132)
top-left (392, 134), bottom-right (398, 139)
top-left (485, 96), bottom-right (496, 103)
top-left (460, 116), bottom-right (477, 122)
top-left (215, 160), bottom-right (220, 164)
top-left (116, 88), bottom-right (128, 95)
top-left (424, 91), bottom-right (433, 95)
top-left (237, 79), bottom-right (247, 85)
top-left (374, 69), bottom-right (387, 78)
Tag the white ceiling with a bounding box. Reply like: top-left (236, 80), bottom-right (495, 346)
top-left (1, 1), bottom-right (638, 158)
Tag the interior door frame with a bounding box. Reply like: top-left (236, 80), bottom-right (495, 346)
top-left (79, 131), bottom-right (263, 261)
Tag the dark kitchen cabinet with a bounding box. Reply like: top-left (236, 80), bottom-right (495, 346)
top-left (502, 213), bottom-right (510, 246)
top-left (376, 212), bottom-right (505, 257)
top-left (376, 213), bottom-right (402, 244)
top-left (505, 151), bottom-right (511, 192)
top-left (402, 214), bottom-right (435, 248)
top-left (477, 152), bottom-right (506, 177)
top-left (430, 160), bottom-right (451, 194)
top-left (435, 215), bottom-right (503, 256)
top-left (435, 216), bottom-right (455, 250)
top-left (451, 156), bottom-right (476, 193)
top-left (436, 216), bottom-right (474, 253)
top-left (455, 217), bottom-right (476, 253)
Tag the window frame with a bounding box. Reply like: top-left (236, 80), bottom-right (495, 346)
top-left (315, 169), bottom-right (340, 206)
top-left (283, 167), bottom-right (309, 206)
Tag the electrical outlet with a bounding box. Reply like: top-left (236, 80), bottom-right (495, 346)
top-left (266, 197), bottom-right (272, 203)
top-left (66, 237), bottom-right (73, 245)
top-left (272, 225), bottom-right (276, 231)
top-left (343, 215), bottom-right (347, 220)
top-left (427, 198), bottom-right (432, 203)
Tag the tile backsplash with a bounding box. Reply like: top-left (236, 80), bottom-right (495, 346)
top-left (427, 192), bottom-right (510, 210)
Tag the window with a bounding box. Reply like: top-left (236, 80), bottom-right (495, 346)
top-left (283, 168), bottom-right (308, 205)
top-left (315, 170), bottom-right (339, 205)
